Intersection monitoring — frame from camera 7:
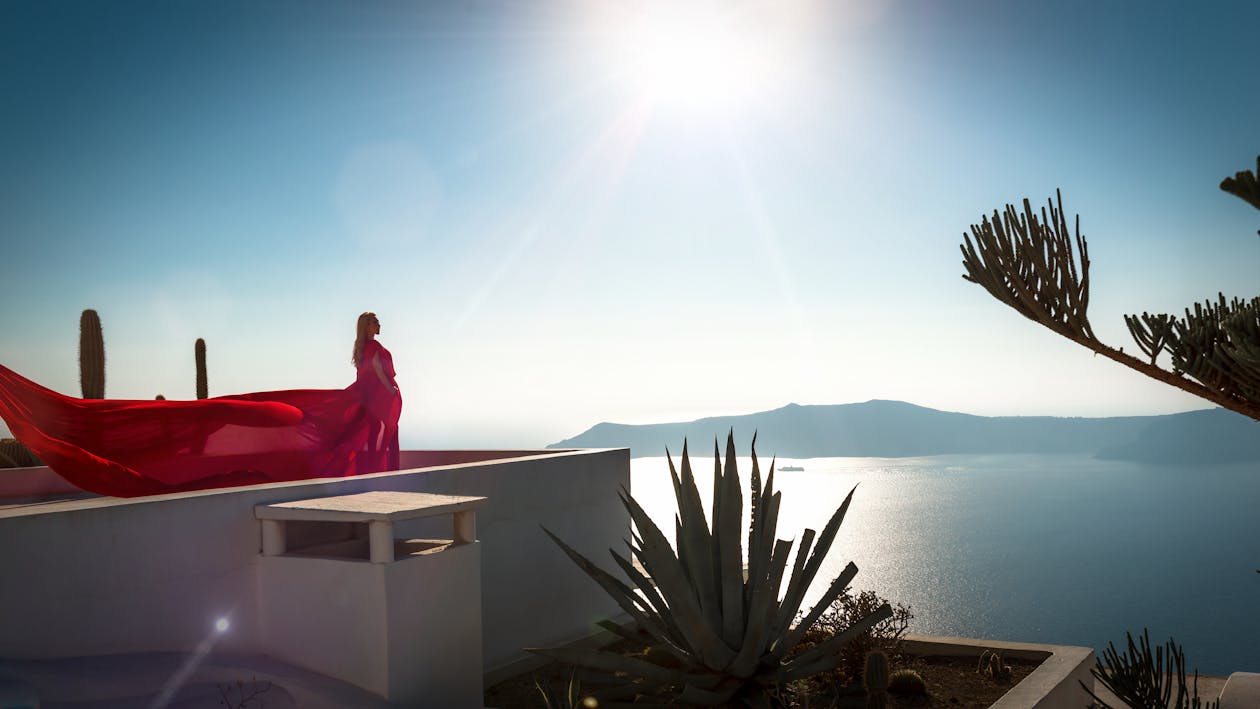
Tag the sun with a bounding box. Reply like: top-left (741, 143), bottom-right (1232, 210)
top-left (592, 1), bottom-right (805, 117)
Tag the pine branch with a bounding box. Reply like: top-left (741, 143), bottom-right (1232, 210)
top-left (1124, 313), bottom-right (1176, 366)
top-left (1219, 155), bottom-right (1260, 213)
top-left (1166, 295), bottom-right (1260, 403)
top-left (960, 191), bottom-right (1260, 422)
top-left (961, 190), bottom-right (1095, 341)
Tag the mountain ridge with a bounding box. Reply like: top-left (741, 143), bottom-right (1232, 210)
top-left (548, 400), bottom-right (1260, 463)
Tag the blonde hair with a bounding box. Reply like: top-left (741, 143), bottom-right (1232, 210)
top-left (352, 312), bottom-right (377, 367)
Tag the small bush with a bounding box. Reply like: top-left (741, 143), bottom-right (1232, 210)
top-left (780, 589), bottom-right (914, 705)
top-left (813, 588), bottom-right (915, 683)
top-left (888, 669), bottom-right (928, 696)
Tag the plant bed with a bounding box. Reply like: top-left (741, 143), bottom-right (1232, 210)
top-left (484, 637), bottom-right (1047, 708)
top-left (895, 654), bottom-right (1042, 708)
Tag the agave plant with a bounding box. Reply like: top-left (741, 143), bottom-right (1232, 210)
top-left (535, 432), bottom-right (893, 707)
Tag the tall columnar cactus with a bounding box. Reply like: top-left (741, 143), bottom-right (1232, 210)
top-left (864, 650), bottom-right (890, 709)
top-left (195, 338), bottom-right (208, 400)
top-left (1083, 629), bottom-right (1219, 709)
top-left (0, 439), bottom-right (41, 468)
top-left (79, 309), bottom-right (105, 399)
top-left (534, 432), bottom-right (893, 706)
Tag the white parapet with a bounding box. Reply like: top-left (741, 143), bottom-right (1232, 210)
top-left (0, 448), bottom-right (632, 683)
top-left (1219, 672), bottom-right (1260, 709)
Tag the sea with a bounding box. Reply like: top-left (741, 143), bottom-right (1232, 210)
top-left (628, 453), bottom-right (1260, 676)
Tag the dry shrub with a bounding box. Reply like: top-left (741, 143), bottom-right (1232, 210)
top-left (809, 588), bottom-right (914, 685)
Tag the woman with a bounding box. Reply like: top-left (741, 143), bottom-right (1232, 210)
top-left (352, 312), bottom-right (401, 473)
top-left (0, 314), bottom-right (404, 497)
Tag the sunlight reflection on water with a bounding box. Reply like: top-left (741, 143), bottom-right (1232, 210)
top-left (630, 453), bottom-right (1260, 675)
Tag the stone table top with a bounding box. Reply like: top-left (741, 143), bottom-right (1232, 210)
top-left (254, 490), bottom-right (487, 523)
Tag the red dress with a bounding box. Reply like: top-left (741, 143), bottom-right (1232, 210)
top-left (355, 338), bottom-right (401, 474)
top-left (0, 353), bottom-right (403, 497)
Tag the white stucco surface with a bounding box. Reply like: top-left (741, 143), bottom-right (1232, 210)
top-left (0, 447), bottom-right (631, 701)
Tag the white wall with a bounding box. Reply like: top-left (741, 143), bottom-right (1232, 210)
top-left (0, 448), bottom-right (630, 675)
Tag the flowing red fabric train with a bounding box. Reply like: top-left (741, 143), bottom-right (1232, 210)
top-left (0, 364), bottom-right (399, 498)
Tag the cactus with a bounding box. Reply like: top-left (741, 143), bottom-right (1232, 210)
top-left (864, 650), bottom-right (890, 709)
top-left (79, 309), bottom-right (105, 399)
top-left (888, 669), bottom-right (927, 695)
top-left (978, 649), bottom-right (1011, 682)
top-left (1083, 629), bottom-right (1220, 709)
top-left (0, 438), bottom-right (42, 468)
top-left (195, 338), bottom-right (208, 399)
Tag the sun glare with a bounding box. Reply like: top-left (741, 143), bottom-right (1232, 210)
top-left (595, 1), bottom-right (808, 117)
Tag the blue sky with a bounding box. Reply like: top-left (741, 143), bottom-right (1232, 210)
top-left (1, 1), bottom-right (1257, 447)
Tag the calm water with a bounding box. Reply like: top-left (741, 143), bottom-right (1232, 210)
top-left (629, 453), bottom-right (1260, 675)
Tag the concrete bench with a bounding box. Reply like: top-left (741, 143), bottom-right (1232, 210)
top-left (255, 490), bottom-right (484, 563)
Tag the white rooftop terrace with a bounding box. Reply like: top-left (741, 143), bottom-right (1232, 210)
top-left (0, 447), bottom-right (630, 707)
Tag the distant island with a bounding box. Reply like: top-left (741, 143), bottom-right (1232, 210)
top-left (547, 400), bottom-right (1260, 464)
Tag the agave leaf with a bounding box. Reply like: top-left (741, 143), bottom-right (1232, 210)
top-left (717, 430), bottom-right (746, 646)
top-left (596, 619), bottom-right (652, 646)
top-left (620, 491), bottom-right (696, 602)
top-left (761, 483), bottom-right (779, 563)
top-left (588, 682), bottom-right (643, 701)
top-left (540, 527), bottom-right (672, 640)
top-left (780, 602), bottom-right (894, 681)
top-left (529, 646), bottom-right (687, 682)
top-left (606, 550), bottom-right (696, 657)
top-left (555, 669), bottom-right (582, 709)
top-left (532, 675), bottom-right (556, 709)
top-left (591, 679), bottom-right (680, 704)
top-left (667, 446), bottom-right (684, 510)
top-left (747, 434), bottom-right (763, 590)
top-left (710, 437), bottom-right (724, 618)
top-left (771, 485), bottom-right (857, 639)
top-left (745, 441), bottom-right (766, 610)
top-left (675, 440), bottom-right (721, 631)
top-left (629, 529), bottom-right (645, 555)
top-left (766, 526), bottom-right (815, 645)
top-left (725, 537), bottom-right (794, 678)
top-left (774, 561), bottom-right (860, 660)
top-left (607, 548), bottom-right (662, 605)
top-left (620, 491), bottom-right (737, 668)
top-left (749, 489), bottom-right (782, 587)
top-left (678, 676), bottom-right (742, 705)
top-left (799, 484), bottom-right (857, 585)
top-left (533, 651), bottom-right (730, 706)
